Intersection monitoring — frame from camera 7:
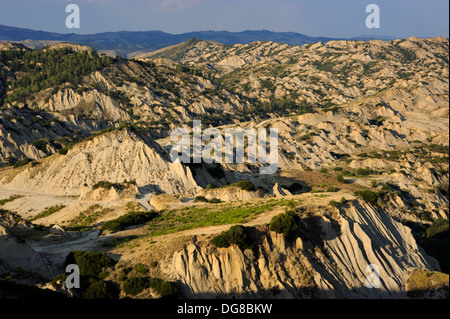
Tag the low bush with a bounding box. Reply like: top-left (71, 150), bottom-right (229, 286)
top-left (58, 143), bottom-right (74, 155)
top-left (123, 276), bottom-right (148, 296)
top-left (326, 186), bottom-right (337, 192)
top-left (329, 200), bottom-right (338, 207)
top-left (134, 263), bottom-right (149, 275)
top-left (426, 218), bottom-right (449, 239)
top-left (65, 251), bottom-right (115, 278)
top-left (208, 198), bottom-right (221, 204)
top-left (211, 225), bottom-right (252, 250)
top-left (82, 280), bottom-right (116, 299)
top-left (356, 168), bottom-right (374, 176)
top-left (234, 180), bottom-right (256, 192)
top-left (194, 196), bottom-right (208, 202)
top-left (13, 158), bottom-right (31, 169)
top-left (122, 276), bottom-right (178, 298)
top-left (92, 181), bottom-right (114, 190)
top-left (148, 278), bottom-right (179, 298)
top-left (269, 211), bottom-right (300, 237)
top-left (355, 189), bottom-right (379, 205)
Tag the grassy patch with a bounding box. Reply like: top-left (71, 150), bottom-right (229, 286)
top-left (29, 205), bottom-right (65, 221)
top-left (406, 269), bottom-right (449, 298)
top-left (147, 198), bottom-right (292, 237)
top-left (67, 204), bottom-right (113, 230)
top-left (0, 194), bottom-right (23, 206)
top-left (100, 211), bottom-right (158, 234)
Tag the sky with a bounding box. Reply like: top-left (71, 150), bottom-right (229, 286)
top-left (0, 0), bottom-right (448, 38)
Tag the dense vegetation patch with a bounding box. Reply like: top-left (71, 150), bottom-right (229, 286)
top-left (227, 180), bottom-right (256, 191)
top-left (122, 275), bottom-right (178, 298)
top-left (211, 225), bottom-right (253, 250)
top-left (354, 189), bottom-right (379, 205)
top-left (406, 269), bottom-right (449, 298)
top-left (62, 250), bottom-right (117, 299)
top-left (65, 250), bottom-right (115, 278)
top-left (0, 194), bottom-right (23, 206)
top-left (420, 219), bottom-right (449, 273)
top-left (0, 48), bottom-right (114, 104)
top-left (13, 158), bottom-right (31, 168)
top-left (29, 205), bottom-right (65, 221)
top-left (100, 211), bottom-right (158, 233)
top-left (147, 198), bottom-right (292, 237)
top-left (269, 210), bottom-right (300, 237)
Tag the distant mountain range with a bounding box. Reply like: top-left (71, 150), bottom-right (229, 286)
top-left (0, 24), bottom-right (397, 57)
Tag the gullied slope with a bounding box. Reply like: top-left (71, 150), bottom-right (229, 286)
top-left (0, 210), bottom-right (56, 278)
top-left (165, 200), bottom-right (439, 299)
top-left (0, 129), bottom-right (200, 196)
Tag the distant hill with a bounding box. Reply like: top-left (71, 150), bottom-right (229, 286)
top-left (0, 24), bottom-right (396, 57)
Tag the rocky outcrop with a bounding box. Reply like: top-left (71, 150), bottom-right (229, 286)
top-left (150, 194), bottom-right (182, 211)
top-left (0, 225), bottom-right (56, 278)
top-left (195, 186), bottom-right (263, 202)
top-left (272, 183), bottom-right (293, 197)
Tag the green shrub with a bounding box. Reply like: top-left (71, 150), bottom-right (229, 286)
top-left (319, 168), bottom-right (328, 174)
top-left (92, 181), bottom-right (114, 190)
top-left (357, 168), bottom-right (374, 176)
top-left (134, 263), bottom-right (149, 275)
top-left (194, 196), bottom-right (208, 203)
top-left (83, 280), bottom-right (116, 299)
top-left (336, 175), bottom-right (345, 183)
top-left (426, 219), bottom-right (449, 239)
top-left (326, 186), bottom-right (337, 192)
top-left (0, 194), bottom-right (23, 206)
top-left (208, 198), bottom-right (221, 204)
top-left (357, 152), bottom-right (368, 158)
top-left (329, 200), bottom-right (338, 207)
top-left (340, 197), bottom-right (348, 203)
top-left (65, 251), bottom-right (115, 278)
top-left (13, 158), bottom-right (31, 169)
top-left (269, 211), bottom-right (299, 236)
top-left (123, 276), bottom-right (148, 296)
top-left (31, 139), bottom-right (49, 151)
top-left (211, 225), bottom-right (252, 250)
top-left (355, 189), bottom-right (379, 205)
top-left (234, 180), bottom-right (256, 191)
top-left (58, 143), bottom-right (74, 155)
top-left (148, 278), bottom-right (178, 298)
top-left (50, 274), bottom-right (68, 288)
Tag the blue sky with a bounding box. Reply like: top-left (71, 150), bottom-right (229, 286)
top-left (0, 0), bottom-right (448, 38)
